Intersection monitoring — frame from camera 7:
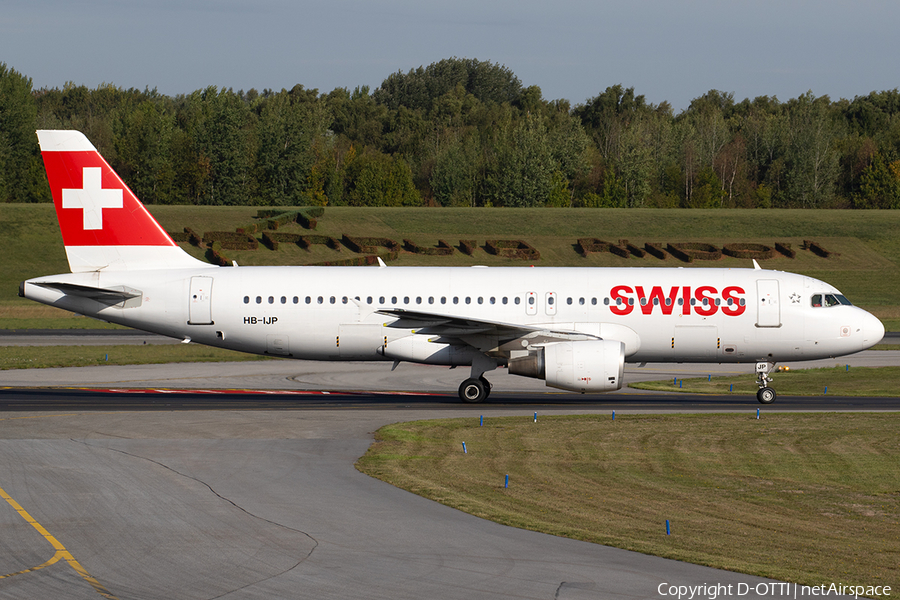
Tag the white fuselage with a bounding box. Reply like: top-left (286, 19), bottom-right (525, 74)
top-left (24, 265), bottom-right (884, 367)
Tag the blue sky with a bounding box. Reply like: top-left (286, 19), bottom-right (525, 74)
top-left (3, 0), bottom-right (898, 111)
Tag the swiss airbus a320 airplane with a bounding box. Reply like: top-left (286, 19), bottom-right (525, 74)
top-left (21, 130), bottom-right (885, 403)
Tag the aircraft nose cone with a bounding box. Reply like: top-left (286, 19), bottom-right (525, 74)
top-left (861, 311), bottom-right (885, 349)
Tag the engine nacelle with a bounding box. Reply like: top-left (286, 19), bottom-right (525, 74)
top-left (508, 340), bottom-right (624, 393)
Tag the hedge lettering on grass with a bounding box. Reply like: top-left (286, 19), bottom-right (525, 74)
top-left (620, 239), bottom-right (646, 258)
top-left (342, 235), bottom-right (401, 254)
top-left (576, 238), bottom-right (611, 257)
top-left (608, 242), bottom-right (629, 258)
top-left (184, 227), bottom-right (203, 246)
top-left (403, 239), bottom-right (455, 255)
top-left (459, 240), bottom-right (477, 255)
top-left (804, 240), bottom-right (837, 258)
top-left (722, 243), bottom-right (775, 260)
top-left (775, 242), bottom-right (796, 258)
top-left (484, 240), bottom-right (540, 261)
top-left (667, 242), bottom-right (722, 262)
top-left (301, 235), bottom-right (342, 251)
top-left (644, 242), bottom-right (668, 260)
top-left (202, 231), bottom-right (259, 250)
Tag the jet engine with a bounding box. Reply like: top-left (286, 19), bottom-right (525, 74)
top-left (508, 340), bottom-right (625, 393)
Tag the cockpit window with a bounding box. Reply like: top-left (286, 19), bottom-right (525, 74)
top-left (811, 293), bottom-right (853, 308)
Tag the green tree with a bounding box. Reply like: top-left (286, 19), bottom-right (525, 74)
top-left (431, 134), bottom-right (479, 206)
top-left (783, 92), bottom-right (842, 207)
top-left (574, 85), bottom-right (649, 160)
top-left (327, 87), bottom-right (389, 150)
top-left (854, 153), bottom-right (900, 208)
top-left (114, 100), bottom-right (176, 204)
top-left (483, 114), bottom-right (554, 207)
top-left (255, 86), bottom-right (330, 205)
top-left (374, 58), bottom-right (522, 112)
top-left (0, 64), bottom-right (44, 202)
top-left (187, 87), bottom-right (257, 205)
top-left (345, 150), bottom-right (420, 206)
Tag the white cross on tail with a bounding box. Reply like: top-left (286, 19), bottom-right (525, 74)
top-left (62, 167), bottom-right (123, 230)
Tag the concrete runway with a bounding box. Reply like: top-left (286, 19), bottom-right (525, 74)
top-left (3, 351), bottom-right (896, 598)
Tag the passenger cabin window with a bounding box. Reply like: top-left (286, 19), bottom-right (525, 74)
top-left (281, 296), bottom-right (287, 304)
top-left (243, 296), bottom-right (250, 304)
top-left (515, 297), bottom-right (521, 305)
top-left (256, 296), bottom-right (262, 304)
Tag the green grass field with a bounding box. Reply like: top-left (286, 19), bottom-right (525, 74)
top-left (0, 344), bottom-right (271, 370)
top-left (3, 205), bottom-right (900, 328)
top-left (357, 413), bottom-right (899, 595)
top-left (632, 366), bottom-right (900, 397)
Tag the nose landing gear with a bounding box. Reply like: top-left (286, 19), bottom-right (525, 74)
top-left (756, 361), bottom-right (776, 404)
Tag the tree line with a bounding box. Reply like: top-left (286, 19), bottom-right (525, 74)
top-left (1, 59), bottom-right (899, 208)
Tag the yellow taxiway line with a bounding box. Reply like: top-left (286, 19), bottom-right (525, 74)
top-left (0, 483), bottom-right (119, 599)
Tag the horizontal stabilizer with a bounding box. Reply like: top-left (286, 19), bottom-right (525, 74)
top-left (33, 281), bottom-right (142, 305)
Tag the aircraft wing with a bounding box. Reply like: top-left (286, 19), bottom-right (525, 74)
top-left (376, 308), bottom-right (599, 351)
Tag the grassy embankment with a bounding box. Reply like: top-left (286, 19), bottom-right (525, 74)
top-left (4, 205), bottom-right (900, 328)
top-left (357, 413), bottom-right (899, 596)
top-left (0, 344), bottom-right (269, 370)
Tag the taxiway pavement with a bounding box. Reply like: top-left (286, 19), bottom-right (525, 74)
top-left (2, 350), bottom-right (895, 598)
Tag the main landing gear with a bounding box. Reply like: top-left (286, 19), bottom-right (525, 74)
top-left (756, 361), bottom-right (777, 404)
top-left (458, 354), bottom-right (497, 403)
top-left (458, 376), bottom-right (492, 403)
